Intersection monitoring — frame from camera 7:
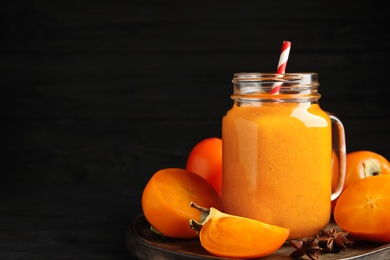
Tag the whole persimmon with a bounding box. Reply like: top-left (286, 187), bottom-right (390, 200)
top-left (334, 174), bottom-right (390, 243)
top-left (331, 150), bottom-right (390, 213)
top-left (141, 168), bottom-right (223, 239)
top-left (344, 151), bottom-right (390, 187)
top-left (186, 137), bottom-right (222, 198)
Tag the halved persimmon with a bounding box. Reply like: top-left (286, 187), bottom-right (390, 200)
top-left (190, 203), bottom-right (289, 258)
top-left (141, 168), bottom-right (223, 239)
top-left (334, 174), bottom-right (390, 243)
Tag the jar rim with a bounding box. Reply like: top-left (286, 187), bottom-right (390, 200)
top-left (233, 72), bottom-right (318, 83)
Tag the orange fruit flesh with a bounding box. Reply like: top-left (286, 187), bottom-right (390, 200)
top-left (142, 168), bottom-right (223, 239)
top-left (199, 209), bottom-right (290, 258)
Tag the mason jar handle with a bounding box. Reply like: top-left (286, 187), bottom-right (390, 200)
top-left (328, 113), bottom-right (346, 201)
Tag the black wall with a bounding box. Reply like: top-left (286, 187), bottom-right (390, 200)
top-left (1, 1), bottom-right (389, 258)
top-left (3, 0), bottom-right (389, 186)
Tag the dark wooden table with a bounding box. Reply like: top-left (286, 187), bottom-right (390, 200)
top-left (1, 182), bottom-right (140, 259)
top-left (1, 1), bottom-right (389, 259)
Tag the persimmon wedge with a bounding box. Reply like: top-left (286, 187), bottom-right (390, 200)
top-left (190, 203), bottom-right (290, 258)
top-left (141, 168), bottom-right (223, 239)
top-left (334, 174), bottom-right (390, 243)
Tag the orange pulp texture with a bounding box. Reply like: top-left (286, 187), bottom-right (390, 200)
top-left (199, 208), bottom-right (290, 258)
top-left (222, 102), bottom-right (332, 239)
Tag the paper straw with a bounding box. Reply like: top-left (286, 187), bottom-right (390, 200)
top-left (270, 41), bottom-right (291, 94)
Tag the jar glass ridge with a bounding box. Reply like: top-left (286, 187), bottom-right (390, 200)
top-left (232, 73), bottom-right (320, 103)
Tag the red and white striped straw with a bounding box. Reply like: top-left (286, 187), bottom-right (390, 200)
top-left (270, 41), bottom-right (291, 94)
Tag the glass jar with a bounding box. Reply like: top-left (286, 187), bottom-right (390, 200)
top-left (222, 73), bottom-right (346, 239)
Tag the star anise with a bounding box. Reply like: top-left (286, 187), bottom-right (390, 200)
top-left (290, 235), bottom-right (322, 260)
top-left (317, 228), bottom-right (354, 253)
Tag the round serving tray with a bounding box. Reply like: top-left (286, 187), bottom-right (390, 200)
top-left (126, 214), bottom-right (390, 260)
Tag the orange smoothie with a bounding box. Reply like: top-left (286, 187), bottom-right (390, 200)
top-left (222, 101), bottom-right (332, 239)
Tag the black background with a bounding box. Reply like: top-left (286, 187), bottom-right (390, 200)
top-left (1, 0), bottom-right (389, 259)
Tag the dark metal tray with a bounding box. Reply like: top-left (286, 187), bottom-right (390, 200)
top-left (126, 214), bottom-right (390, 259)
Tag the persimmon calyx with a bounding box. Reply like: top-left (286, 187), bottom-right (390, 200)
top-left (189, 202), bottom-right (213, 233)
top-left (363, 159), bottom-right (382, 177)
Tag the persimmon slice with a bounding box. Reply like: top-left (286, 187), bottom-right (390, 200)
top-left (191, 205), bottom-right (290, 258)
top-left (141, 168), bottom-right (223, 239)
top-left (334, 174), bottom-right (390, 243)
